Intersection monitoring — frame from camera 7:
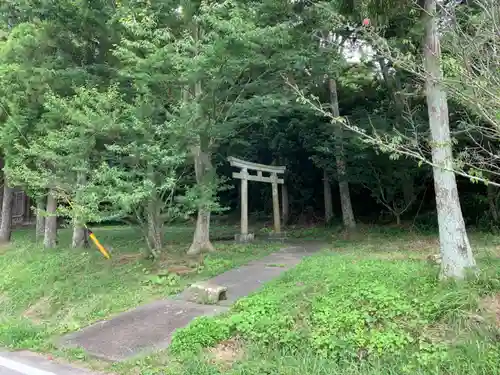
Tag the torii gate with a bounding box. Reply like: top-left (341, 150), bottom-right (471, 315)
top-left (228, 157), bottom-right (286, 242)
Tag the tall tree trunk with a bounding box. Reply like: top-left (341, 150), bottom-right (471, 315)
top-left (187, 23), bottom-right (214, 255)
top-left (424, 0), bottom-right (476, 279)
top-left (188, 145), bottom-right (215, 255)
top-left (329, 78), bottom-right (356, 229)
top-left (44, 190), bottom-right (58, 248)
top-left (0, 182), bottom-right (14, 243)
top-left (72, 172), bottom-right (89, 248)
top-left (35, 197), bottom-right (46, 242)
top-left (323, 170), bottom-right (333, 223)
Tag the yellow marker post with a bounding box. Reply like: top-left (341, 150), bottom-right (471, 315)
top-left (59, 193), bottom-right (111, 260)
top-left (87, 228), bottom-right (111, 259)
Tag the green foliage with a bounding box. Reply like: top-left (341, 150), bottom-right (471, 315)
top-left (0, 0), bottom-right (499, 372)
top-left (170, 252), bottom-right (500, 371)
top-left (169, 317), bottom-right (231, 354)
top-left (0, 0), bottom-right (496, 239)
top-left (0, 225), bottom-right (282, 349)
top-left (0, 318), bottom-right (47, 350)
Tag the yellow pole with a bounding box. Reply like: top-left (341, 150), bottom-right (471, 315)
top-left (88, 229), bottom-right (111, 259)
top-left (59, 192), bottom-right (111, 260)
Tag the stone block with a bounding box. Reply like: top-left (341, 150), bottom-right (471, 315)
top-left (235, 233), bottom-right (255, 243)
top-left (185, 282), bottom-right (228, 305)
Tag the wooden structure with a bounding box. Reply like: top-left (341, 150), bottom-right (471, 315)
top-left (228, 157), bottom-right (286, 242)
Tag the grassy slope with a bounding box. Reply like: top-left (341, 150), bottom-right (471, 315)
top-left (0, 224), bottom-right (282, 352)
top-left (2, 225), bottom-right (500, 374)
top-left (119, 228), bottom-right (500, 375)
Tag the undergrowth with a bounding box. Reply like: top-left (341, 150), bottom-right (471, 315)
top-left (0, 225), bottom-right (281, 350)
top-left (169, 253), bottom-right (500, 374)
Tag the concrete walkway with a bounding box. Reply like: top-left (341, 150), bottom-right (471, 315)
top-left (60, 242), bottom-right (324, 362)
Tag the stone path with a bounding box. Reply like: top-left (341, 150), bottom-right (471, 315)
top-left (60, 242), bottom-right (324, 362)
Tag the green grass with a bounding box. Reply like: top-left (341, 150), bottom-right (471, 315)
top-left (2, 225), bottom-right (500, 375)
top-left (116, 229), bottom-right (500, 375)
top-left (0, 224), bottom-right (283, 351)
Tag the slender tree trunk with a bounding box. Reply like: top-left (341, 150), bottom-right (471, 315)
top-left (424, 0), bottom-right (476, 279)
top-left (187, 23), bottom-right (215, 255)
top-left (35, 197), bottom-right (46, 242)
top-left (281, 183), bottom-right (289, 226)
top-left (188, 143), bottom-right (215, 255)
top-left (338, 179), bottom-right (355, 229)
top-left (72, 172), bottom-right (89, 248)
top-left (187, 71), bottom-right (215, 254)
top-left (329, 78), bottom-right (356, 229)
top-left (0, 182), bottom-right (14, 243)
top-left (44, 190), bottom-right (58, 248)
top-left (147, 191), bottom-right (163, 258)
top-left (276, 158), bottom-right (289, 227)
top-left (323, 170), bottom-right (333, 223)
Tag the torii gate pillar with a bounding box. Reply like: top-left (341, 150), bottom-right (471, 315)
top-left (228, 157), bottom-right (286, 242)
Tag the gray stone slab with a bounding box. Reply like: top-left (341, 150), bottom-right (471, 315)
top-left (60, 300), bottom-right (227, 362)
top-left (0, 350), bottom-right (101, 375)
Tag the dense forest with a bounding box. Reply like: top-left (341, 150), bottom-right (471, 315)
top-left (0, 0), bottom-right (498, 279)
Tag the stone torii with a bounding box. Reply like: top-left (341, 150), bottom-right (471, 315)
top-left (228, 156), bottom-right (286, 242)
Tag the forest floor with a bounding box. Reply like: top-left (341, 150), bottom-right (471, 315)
top-left (1, 224), bottom-right (500, 374)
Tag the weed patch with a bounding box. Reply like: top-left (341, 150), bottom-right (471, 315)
top-left (0, 226), bottom-right (281, 350)
top-left (170, 252), bottom-right (500, 373)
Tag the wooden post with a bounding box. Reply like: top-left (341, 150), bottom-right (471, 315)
top-left (271, 173), bottom-right (281, 234)
top-left (240, 168), bottom-right (248, 236)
